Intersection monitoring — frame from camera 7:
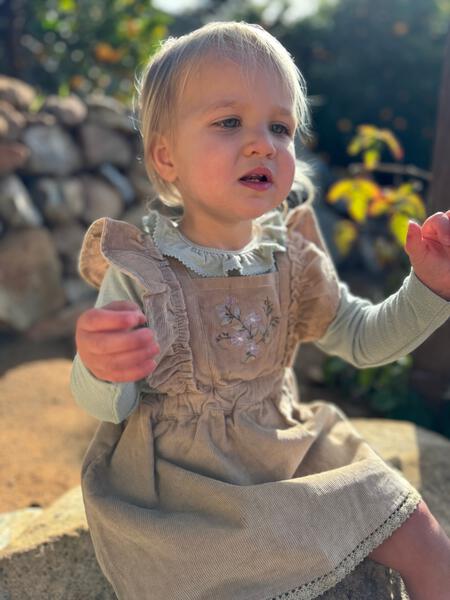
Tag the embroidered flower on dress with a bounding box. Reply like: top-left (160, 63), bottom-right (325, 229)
top-left (215, 297), bottom-right (279, 362)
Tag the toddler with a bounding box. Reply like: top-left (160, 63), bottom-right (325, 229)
top-left (72, 21), bottom-right (450, 600)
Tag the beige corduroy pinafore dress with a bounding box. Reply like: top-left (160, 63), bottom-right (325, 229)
top-left (79, 205), bottom-right (421, 600)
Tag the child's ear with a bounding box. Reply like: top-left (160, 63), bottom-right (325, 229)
top-left (149, 134), bottom-right (177, 182)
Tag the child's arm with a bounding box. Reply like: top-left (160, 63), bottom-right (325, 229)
top-left (315, 271), bottom-right (450, 367)
top-left (71, 266), bottom-right (159, 423)
top-left (316, 211), bottom-right (450, 367)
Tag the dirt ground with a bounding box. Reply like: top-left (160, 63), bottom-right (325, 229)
top-left (0, 334), bottom-right (98, 512)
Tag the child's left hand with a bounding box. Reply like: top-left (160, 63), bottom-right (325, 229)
top-left (405, 211), bottom-right (450, 301)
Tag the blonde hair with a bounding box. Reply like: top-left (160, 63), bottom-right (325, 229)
top-left (135, 21), bottom-right (315, 207)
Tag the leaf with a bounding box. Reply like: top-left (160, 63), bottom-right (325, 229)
top-left (363, 148), bottom-right (380, 170)
top-left (395, 192), bottom-right (426, 220)
top-left (389, 213), bottom-right (410, 246)
top-left (348, 191), bottom-right (369, 222)
top-left (94, 43), bottom-right (124, 64)
top-left (347, 137), bottom-right (362, 156)
top-left (58, 0), bottom-right (76, 11)
top-left (58, 82), bottom-right (70, 97)
top-left (358, 124), bottom-right (378, 138)
top-left (368, 196), bottom-right (390, 217)
top-left (327, 179), bottom-right (354, 203)
top-left (380, 130), bottom-right (404, 161)
top-left (334, 220), bottom-right (358, 256)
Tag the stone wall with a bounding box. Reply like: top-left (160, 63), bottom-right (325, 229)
top-left (0, 75), bottom-right (154, 338)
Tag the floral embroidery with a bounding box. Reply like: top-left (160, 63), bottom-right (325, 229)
top-left (215, 296), bottom-right (280, 361)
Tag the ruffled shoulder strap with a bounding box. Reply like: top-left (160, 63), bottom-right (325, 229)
top-left (79, 217), bottom-right (165, 290)
top-left (285, 202), bottom-right (330, 254)
top-left (78, 217), bottom-right (196, 395)
top-left (283, 202), bottom-right (341, 360)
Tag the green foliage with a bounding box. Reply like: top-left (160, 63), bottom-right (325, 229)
top-left (327, 124), bottom-right (427, 257)
top-left (276, 0), bottom-right (448, 169)
top-left (323, 355), bottom-right (450, 437)
top-left (2, 0), bottom-right (171, 102)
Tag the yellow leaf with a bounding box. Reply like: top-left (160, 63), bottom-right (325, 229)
top-left (380, 130), bottom-right (404, 160)
top-left (348, 191), bottom-right (369, 222)
top-left (152, 24), bottom-right (168, 40)
top-left (396, 194), bottom-right (426, 220)
top-left (347, 137), bottom-right (362, 155)
top-left (368, 196), bottom-right (390, 217)
top-left (363, 148), bottom-right (380, 170)
top-left (358, 124), bottom-right (378, 138)
top-left (327, 179), bottom-right (354, 203)
top-left (389, 213), bottom-right (410, 246)
top-left (334, 220), bottom-right (358, 256)
top-left (388, 184), bottom-right (426, 220)
top-left (358, 179), bottom-right (382, 198)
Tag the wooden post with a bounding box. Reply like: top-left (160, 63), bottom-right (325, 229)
top-left (412, 29), bottom-right (450, 401)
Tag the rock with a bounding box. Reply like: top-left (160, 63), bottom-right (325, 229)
top-left (0, 488), bottom-right (116, 600)
top-left (52, 222), bottom-right (86, 276)
top-left (41, 94), bottom-right (87, 127)
top-left (25, 111), bottom-right (57, 127)
top-left (2, 412), bottom-right (450, 598)
top-left (352, 419), bottom-right (450, 534)
top-left (0, 100), bottom-right (26, 141)
top-left (0, 115), bottom-right (7, 139)
top-left (62, 278), bottom-right (96, 305)
top-left (0, 76), bottom-right (35, 111)
top-left (99, 163), bottom-right (135, 205)
top-left (79, 122), bottom-right (133, 168)
top-left (0, 508), bottom-right (42, 551)
top-left (85, 94), bottom-right (135, 133)
top-left (23, 124), bottom-right (83, 176)
top-left (80, 174), bottom-right (123, 223)
top-left (128, 160), bottom-right (154, 202)
top-left (0, 141), bottom-right (30, 175)
top-left (32, 177), bottom-right (84, 224)
top-left (0, 175), bottom-right (42, 227)
top-left (26, 299), bottom-right (94, 342)
top-left (0, 228), bottom-right (65, 331)
top-left (122, 203), bottom-right (148, 228)
top-left (0, 484), bottom-right (406, 600)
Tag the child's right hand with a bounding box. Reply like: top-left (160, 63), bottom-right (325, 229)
top-left (75, 300), bottom-right (160, 383)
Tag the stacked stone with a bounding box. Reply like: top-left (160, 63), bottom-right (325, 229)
top-left (0, 75), bottom-right (154, 338)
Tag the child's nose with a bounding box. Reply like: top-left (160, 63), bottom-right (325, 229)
top-left (243, 128), bottom-right (277, 157)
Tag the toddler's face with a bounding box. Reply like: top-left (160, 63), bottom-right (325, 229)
top-left (160, 56), bottom-right (297, 230)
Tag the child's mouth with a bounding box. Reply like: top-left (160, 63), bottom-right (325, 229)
top-left (239, 169), bottom-right (273, 191)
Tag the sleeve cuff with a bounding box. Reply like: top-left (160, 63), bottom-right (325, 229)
top-left (70, 354), bottom-right (139, 423)
top-left (406, 270), bottom-right (450, 319)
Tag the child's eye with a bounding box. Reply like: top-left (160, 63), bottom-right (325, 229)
top-left (214, 118), bottom-right (241, 129)
top-left (271, 123), bottom-right (291, 136)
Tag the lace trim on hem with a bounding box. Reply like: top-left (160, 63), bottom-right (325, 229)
top-left (265, 489), bottom-right (421, 600)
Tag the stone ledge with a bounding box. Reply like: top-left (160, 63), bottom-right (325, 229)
top-left (2, 418), bottom-right (450, 599)
top-left (0, 482), bottom-right (408, 600)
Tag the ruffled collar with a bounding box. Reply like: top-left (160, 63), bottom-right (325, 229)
top-left (142, 209), bottom-right (287, 277)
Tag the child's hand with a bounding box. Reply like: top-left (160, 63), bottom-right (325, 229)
top-left (405, 211), bottom-right (450, 301)
top-left (75, 300), bottom-right (160, 383)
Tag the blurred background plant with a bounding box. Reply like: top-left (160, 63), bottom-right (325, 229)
top-left (323, 355), bottom-right (450, 439)
top-left (326, 124), bottom-right (428, 288)
top-left (0, 0), bottom-right (171, 102)
top-left (1, 0), bottom-right (449, 166)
